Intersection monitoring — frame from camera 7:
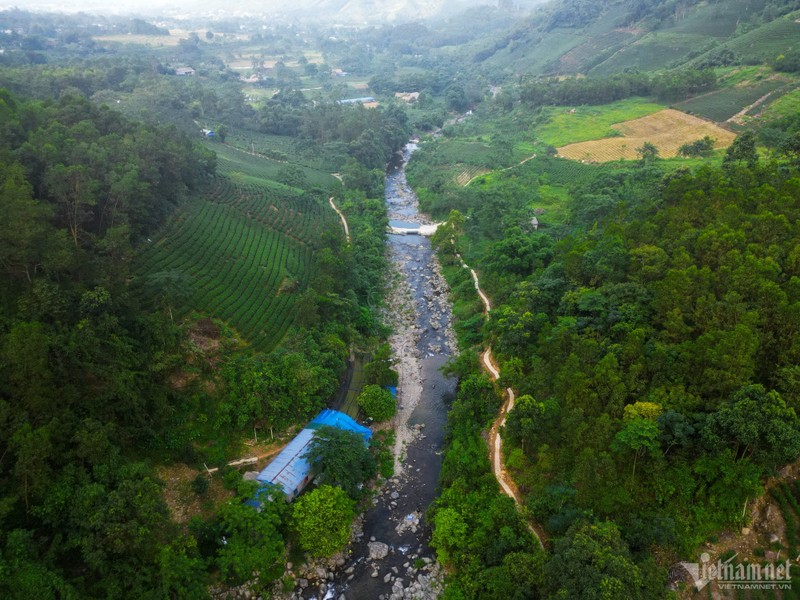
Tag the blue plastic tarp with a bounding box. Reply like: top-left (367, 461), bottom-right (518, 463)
top-left (253, 409), bottom-right (371, 501)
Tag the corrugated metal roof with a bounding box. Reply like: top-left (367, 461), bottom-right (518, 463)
top-left (256, 429), bottom-right (314, 498)
top-left (255, 410), bottom-right (372, 500)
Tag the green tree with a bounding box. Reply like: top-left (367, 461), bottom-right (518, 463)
top-left (612, 418), bottom-right (660, 483)
top-left (704, 385), bottom-right (800, 469)
top-left (356, 384), bottom-right (396, 421)
top-left (636, 142), bottom-right (659, 163)
top-left (431, 507), bottom-right (468, 566)
top-left (0, 163), bottom-right (66, 282)
top-left (216, 500), bottom-right (285, 585)
top-left (303, 425), bottom-right (376, 499)
top-left (292, 485), bottom-right (355, 557)
top-left (547, 521), bottom-right (643, 600)
top-left (364, 343), bottom-right (398, 386)
top-left (723, 131), bottom-right (758, 169)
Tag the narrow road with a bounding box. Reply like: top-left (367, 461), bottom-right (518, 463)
top-left (453, 244), bottom-right (544, 548)
top-left (328, 196), bottom-right (350, 243)
top-left (464, 153), bottom-right (537, 187)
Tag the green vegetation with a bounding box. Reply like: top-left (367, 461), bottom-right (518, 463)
top-left (356, 384), bottom-right (397, 422)
top-left (215, 498), bottom-right (286, 586)
top-left (537, 99), bottom-right (664, 147)
top-left (678, 135), bottom-right (716, 157)
top-left (675, 79), bottom-right (789, 122)
top-left (4, 0), bottom-right (800, 597)
top-left (303, 426), bottom-right (376, 499)
top-left (136, 179), bottom-right (336, 351)
top-left (291, 485), bottom-right (356, 558)
top-left (421, 120), bottom-right (800, 596)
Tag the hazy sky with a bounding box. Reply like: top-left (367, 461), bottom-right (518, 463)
top-left (0, 0), bottom-right (542, 19)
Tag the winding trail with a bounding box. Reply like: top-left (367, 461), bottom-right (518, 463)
top-left (328, 197), bottom-right (350, 243)
top-left (453, 244), bottom-right (545, 548)
top-left (464, 153), bottom-right (537, 187)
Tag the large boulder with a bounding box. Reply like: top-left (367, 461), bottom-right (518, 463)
top-left (368, 541), bottom-right (390, 560)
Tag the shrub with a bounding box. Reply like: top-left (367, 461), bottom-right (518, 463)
top-left (357, 384), bottom-right (397, 421)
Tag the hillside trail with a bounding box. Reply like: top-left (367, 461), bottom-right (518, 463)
top-left (464, 153), bottom-right (537, 187)
top-left (726, 90), bottom-right (777, 125)
top-left (452, 242), bottom-right (545, 549)
top-left (328, 196), bottom-right (350, 243)
top-left (328, 174), bottom-right (351, 243)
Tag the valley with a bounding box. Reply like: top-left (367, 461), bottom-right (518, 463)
top-left (3, 1), bottom-right (800, 599)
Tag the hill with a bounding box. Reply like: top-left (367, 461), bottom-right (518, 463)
top-left (473, 0), bottom-right (800, 77)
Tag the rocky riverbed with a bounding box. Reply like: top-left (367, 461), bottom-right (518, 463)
top-left (257, 143), bottom-right (454, 600)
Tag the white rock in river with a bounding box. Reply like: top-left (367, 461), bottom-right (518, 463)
top-left (368, 541), bottom-right (390, 560)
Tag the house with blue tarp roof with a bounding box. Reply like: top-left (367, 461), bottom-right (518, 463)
top-left (253, 409), bottom-right (371, 502)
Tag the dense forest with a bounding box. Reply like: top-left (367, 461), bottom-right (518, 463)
top-left (3, 0), bottom-right (800, 598)
top-left (0, 65), bottom-right (406, 595)
top-left (413, 122), bottom-right (800, 598)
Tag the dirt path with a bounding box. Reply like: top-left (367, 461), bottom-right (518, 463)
top-left (453, 244), bottom-right (544, 548)
top-left (726, 91), bottom-right (776, 125)
top-left (464, 153), bottom-right (537, 187)
top-left (328, 196), bottom-right (351, 243)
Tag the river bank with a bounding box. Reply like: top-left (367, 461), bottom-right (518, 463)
top-left (274, 144), bottom-right (455, 600)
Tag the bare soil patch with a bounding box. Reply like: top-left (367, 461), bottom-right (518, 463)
top-left (557, 109), bottom-right (736, 162)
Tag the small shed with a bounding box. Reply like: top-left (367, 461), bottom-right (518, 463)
top-left (254, 409), bottom-right (371, 501)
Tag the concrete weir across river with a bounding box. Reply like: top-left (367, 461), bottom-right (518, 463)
top-left (297, 143), bottom-right (455, 600)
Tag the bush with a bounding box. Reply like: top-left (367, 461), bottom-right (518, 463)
top-left (292, 485), bottom-right (355, 557)
top-left (191, 474), bottom-right (210, 495)
top-left (357, 384), bottom-right (397, 421)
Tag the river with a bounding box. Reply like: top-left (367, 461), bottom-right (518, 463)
top-left (299, 143), bottom-right (455, 600)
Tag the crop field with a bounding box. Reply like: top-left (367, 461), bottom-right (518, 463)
top-left (761, 89), bottom-right (800, 121)
top-left (667, 0), bottom-right (755, 37)
top-left (137, 178), bottom-right (339, 351)
top-left (210, 141), bottom-right (337, 189)
top-left (456, 166), bottom-right (492, 186)
top-left (591, 32), bottom-right (710, 76)
top-left (526, 156), bottom-right (605, 188)
top-left (485, 30), bottom-right (589, 75)
top-left (675, 79), bottom-right (790, 122)
top-left (694, 13), bottom-right (800, 67)
top-left (556, 109), bottom-right (736, 162)
top-left (538, 98), bottom-right (665, 147)
top-left (223, 129), bottom-right (349, 174)
top-left (553, 29), bottom-right (635, 74)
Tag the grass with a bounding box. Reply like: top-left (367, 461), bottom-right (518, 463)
top-left (556, 109), bottom-right (736, 162)
top-left (537, 98), bottom-right (665, 147)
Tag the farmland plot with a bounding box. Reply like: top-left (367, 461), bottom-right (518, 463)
top-left (556, 109), bottom-right (736, 162)
top-left (137, 178), bottom-right (339, 351)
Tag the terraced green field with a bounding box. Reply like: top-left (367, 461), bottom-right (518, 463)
top-left (137, 178), bottom-right (339, 351)
top-left (674, 79), bottom-right (790, 122)
top-left (689, 12), bottom-right (800, 67)
top-left (210, 141), bottom-right (338, 189)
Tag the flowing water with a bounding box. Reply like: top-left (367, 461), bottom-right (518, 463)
top-left (304, 144), bottom-right (455, 600)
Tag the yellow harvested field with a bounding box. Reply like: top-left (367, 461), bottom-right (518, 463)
top-left (557, 109), bottom-right (737, 162)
